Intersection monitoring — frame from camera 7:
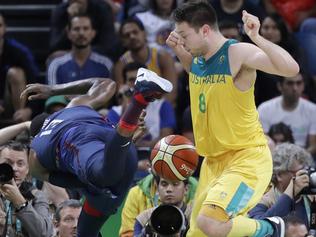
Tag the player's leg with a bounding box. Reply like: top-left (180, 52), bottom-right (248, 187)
top-left (188, 146), bottom-right (284, 237)
top-left (77, 150), bottom-right (137, 237)
top-left (93, 68), bottom-right (172, 185)
top-left (117, 67), bottom-right (173, 137)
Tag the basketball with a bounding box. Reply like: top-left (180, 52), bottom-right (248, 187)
top-left (150, 135), bottom-right (199, 181)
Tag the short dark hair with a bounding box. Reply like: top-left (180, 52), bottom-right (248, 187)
top-left (55, 199), bottom-right (82, 223)
top-left (284, 215), bottom-right (306, 229)
top-left (119, 18), bottom-right (145, 36)
top-left (154, 175), bottom-right (189, 185)
top-left (172, 1), bottom-right (218, 31)
top-left (67, 14), bottom-right (95, 30)
top-left (268, 122), bottom-right (295, 144)
top-left (0, 140), bottom-right (28, 153)
top-left (30, 112), bottom-right (50, 137)
top-left (123, 62), bottom-right (147, 83)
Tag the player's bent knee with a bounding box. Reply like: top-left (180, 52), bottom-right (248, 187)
top-left (196, 205), bottom-right (230, 237)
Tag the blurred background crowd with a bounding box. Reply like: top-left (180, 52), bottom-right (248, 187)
top-left (0, 0), bottom-right (315, 236)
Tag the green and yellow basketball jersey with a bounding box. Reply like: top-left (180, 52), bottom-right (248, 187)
top-left (189, 39), bottom-right (266, 158)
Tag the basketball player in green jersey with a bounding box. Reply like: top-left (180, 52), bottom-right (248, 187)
top-left (166, 1), bottom-right (299, 237)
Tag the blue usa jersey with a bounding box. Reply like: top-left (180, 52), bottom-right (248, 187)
top-left (30, 106), bottom-right (114, 171)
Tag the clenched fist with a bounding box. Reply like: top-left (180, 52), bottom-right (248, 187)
top-left (242, 10), bottom-right (260, 39)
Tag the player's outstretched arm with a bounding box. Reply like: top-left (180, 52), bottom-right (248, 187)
top-left (235, 11), bottom-right (299, 77)
top-left (0, 121), bottom-right (30, 145)
top-left (166, 31), bottom-right (192, 73)
top-left (21, 78), bottom-right (116, 110)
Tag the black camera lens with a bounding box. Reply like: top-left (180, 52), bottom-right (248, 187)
top-left (150, 205), bottom-right (184, 236)
top-left (0, 163), bottom-right (14, 184)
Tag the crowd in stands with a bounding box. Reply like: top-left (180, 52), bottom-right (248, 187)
top-left (0, 0), bottom-right (315, 236)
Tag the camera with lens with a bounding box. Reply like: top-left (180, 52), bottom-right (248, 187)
top-left (300, 167), bottom-right (316, 194)
top-left (0, 163), bottom-right (14, 184)
top-left (142, 205), bottom-right (187, 237)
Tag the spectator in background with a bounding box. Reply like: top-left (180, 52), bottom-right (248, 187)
top-left (114, 19), bottom-right (177, 104)
top-left (119, 172), bottom-right (197, 237)
top-left (258, 73), bottom-right (316, 156)
top-left (134, 177), bottom-right (191, 237)
top-left (47, 15), bottom-right (113, 85)
top-left (135, 0), bottom-right (176, 55)
top-left (210, 0), bottom-right (266, 35)
top-left (218, 20), bottom-right (242, 41)
top-left (45, 96), bottom-right (69, 114)
top-left (268, 122), bottom-right (295, 145)
top-left (248, 143), bottom-right (314, 229)
top-left (262, 0), bottom-right (316, 31)
top-left (0, 141), bottom-right (53, 237)
top-left (50, 0), bottom-right (118, 60)
top-left (0, 13), bottom-right (39, 124)
top-left (109, 62), bottom-right (176, 149)
top-left (53, 199), bottom-right (82, 237)
top-left (284, 215), bottom-right (311, 237)
top-left (255, 13), bottom-right (305, 106)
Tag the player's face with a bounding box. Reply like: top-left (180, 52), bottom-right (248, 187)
top-left (260, 17), bottom-right (281, 44)
top-left (68, 16), bottom-right (96, 49)
top-left (285, 224), bottom-right (308, 237)
top-left (0, 148), bottom-right (29, 187)
top-left (0, 15), bottom-right (6, 40)
top-left (121, 23), bottom-right (146, 51)
top-left (56, 207), bottom-right (81, 237)
top-left (175, 22), bottom-right (207, 57)
top-left (279, 74), bottom-right (304, 104)
top-left (158, 178), bottom-right (187, 205)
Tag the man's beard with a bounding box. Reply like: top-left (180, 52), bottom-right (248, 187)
top-left (74, 43), bottom-right (89, 49)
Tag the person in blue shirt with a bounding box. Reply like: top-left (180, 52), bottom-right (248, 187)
top-left (20, 68), bottom-right (173, 237)
top-left (47, 14), bottom-right (113, 85)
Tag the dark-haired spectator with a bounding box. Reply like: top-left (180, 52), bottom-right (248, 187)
top-left (53, 199), bottom-right (82, 237)
top-left (0, 13), bottom-right (39, 124)
top-left (47, 15), bottom-right (113, 85)
top-left (258, 73), bottom-right (316, 156)
top-left (255, 13), bottom-right (306, 106)
top-left (268, 122), bottom-right (295, 145)
top-left (134, 177), bottom-right (191, 237)
top-left (218, 20), bottom-right (242, 41)
top-left (210, 0), bottom-right (266, 35)
top-left (284, 215), bottom-right (311, 237)
top-left (114, 19), bottom-right (177, 104)
top-left (135, 0), bottom-right (176, 55)
top-left (248, 143), bottom-right (314, 229)
top-left (49, 0), bottom-right (118, 60)
top-left (119, 173), bottom-right (197, 237)
top-left (0, 141), bottom-right (53, 237)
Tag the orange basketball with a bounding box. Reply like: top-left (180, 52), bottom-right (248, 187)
top-left (150, 135), bottom-right (199, 181)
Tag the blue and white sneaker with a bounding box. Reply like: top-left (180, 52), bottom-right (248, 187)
top-left (135, 68), bottom-right (173, 102)
top-left (266, 217), bottom-right (285, 237)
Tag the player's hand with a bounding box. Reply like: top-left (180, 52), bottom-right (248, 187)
top-left (242, 10), bottom-right (260, 39)
top-left (132, 110), bottom-right (147, 143)
top-left (166, 31), bottom-right (186, 52)
top-left (20, 84), bottom-right (54, 101)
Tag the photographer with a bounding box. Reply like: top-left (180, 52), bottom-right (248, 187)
top-left (133, 177), bottom-right (191, 237)
top-left (0, 141), bottom-right (53, 237)
top-left (248, 143), bottom-right (314, 228)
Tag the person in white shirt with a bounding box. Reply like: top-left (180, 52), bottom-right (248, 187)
top-left (258, 73), bottom-right (316, 156)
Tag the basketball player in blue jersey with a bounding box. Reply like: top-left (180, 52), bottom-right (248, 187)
top-left (20, 68), bottom-right (173, 237)
top-left (166, 1), bottom-right (299, 237)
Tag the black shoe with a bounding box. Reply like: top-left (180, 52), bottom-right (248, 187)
top-left (265, 217), bottom-right (285, 237)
